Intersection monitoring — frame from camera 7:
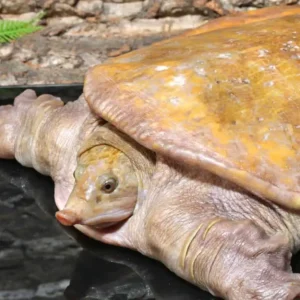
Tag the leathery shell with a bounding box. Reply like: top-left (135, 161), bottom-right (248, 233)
top-left (84, 6), bottom-right (300, 210)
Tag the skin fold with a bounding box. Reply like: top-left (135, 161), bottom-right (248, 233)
top-left (1, 90), bottom-right (300, 300)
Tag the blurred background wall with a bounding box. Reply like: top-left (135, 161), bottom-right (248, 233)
top-left (0, 0), bottom-right (298, 85)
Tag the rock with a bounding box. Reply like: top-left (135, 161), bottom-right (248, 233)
top-left (1, 0), bottom-right (299, 17)
top-left (39, 52), bottom-right (83, 69)
top-left (0, 73), bottom-right (18, 85)
top-left (78, 52), bottom-right (102, 67)
top-left (0, 44), bottom-right (13, 60)
top-left (114, 15), bottom-right (207, 36)
top-left (159, 0), bottom-right (195, 16)
top-left (41, 24), bottom-right (71, 36)
top-left (43, 0), bottom-right (78, 16)
top-left (12, 48), bottom-right (35, 63)
top-left (2, 0), bottom-right (298, 86)
top-left (63, 57), bottom-right (84, 69)
top-left (108, 44), bottom-right (131, 57)
top-left (228, 0), bottom-right (297, 7)
top-left (228, 0), bottom-right (263, 7)
top-left (64, 22), bottom-right (107, 37)
top-left (102, 1), bottom-right (144, 19)
top-left (194, 0), bottom-right (227, 15)
top-left (50, 2), bottom-right (77, 16)
top-left (0, 12), bottom-right (39, 21)
top-left (141, 0), bottom-right (161, 18)
top-left (0, 0), bottom-right (33, 14)
top-left (169, 14), bottom-right (208, 30)
top-left (76, 0), bottom-right (103, 17)
top-left (102, 0), bottom-right (138, 2)
top-left (43, 0), bottom-right (78, 9)
top-left (47, 16), bottom-right (84, 26)
top-left (0, 248), bottom-right (24, 268)
top-left (59, 0), bottom-right (77, 5)
top-left (39, 54), bottom-right (67, 67)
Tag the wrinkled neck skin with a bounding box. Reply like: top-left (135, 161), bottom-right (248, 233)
top-left (14, 94), bottom-right (94, 177)
top-left (12, 93), bottom-right (100, 210)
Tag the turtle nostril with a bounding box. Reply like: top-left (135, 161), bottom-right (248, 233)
top-left (55, 210), bottom-right (79, 226)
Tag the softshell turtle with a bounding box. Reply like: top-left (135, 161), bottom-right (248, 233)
top-left (2, 5), bottom-right (300, 300)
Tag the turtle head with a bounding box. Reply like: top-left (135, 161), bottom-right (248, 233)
top-left (55, 144), bottom-right (138, 228)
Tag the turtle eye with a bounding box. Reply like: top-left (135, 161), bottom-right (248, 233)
top-left (101, 178), bottom-right (118, 194)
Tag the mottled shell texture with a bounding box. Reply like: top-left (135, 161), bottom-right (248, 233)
top-left (85, 6), bottom-right (300, 210)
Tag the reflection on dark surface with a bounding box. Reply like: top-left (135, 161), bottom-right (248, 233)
top-left (0, 160), bottom-right (217, 300)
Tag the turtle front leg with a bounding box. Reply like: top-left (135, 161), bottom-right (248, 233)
top-left (184, 220), bottom-right (300, 299)
top-left (144, 204), bottom-right (300, 300)
top-left (0, 89), bottom-right (93, 209)
top-left (132, 158), bottom-right (300, 300)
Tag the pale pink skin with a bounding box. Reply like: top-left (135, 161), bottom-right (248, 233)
top-left (2, 89), bottom-right (300, 300)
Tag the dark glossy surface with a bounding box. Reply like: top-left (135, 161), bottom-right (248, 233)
top-left (0, 159), bottom-right (216, 300)
top-left (0, 86), bottom-right (214, 300)
top-left (1, 86), bottom-right (300, 300)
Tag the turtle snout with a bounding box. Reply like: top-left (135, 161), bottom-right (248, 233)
top-left (55, 209), bottom-right (80, 226)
